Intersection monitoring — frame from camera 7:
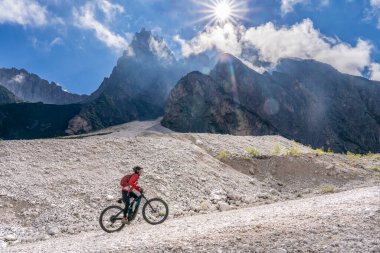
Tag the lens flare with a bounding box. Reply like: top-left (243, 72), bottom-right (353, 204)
top-left (193, 0), bottom-right (248, 26)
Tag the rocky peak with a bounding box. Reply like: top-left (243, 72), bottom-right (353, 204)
top-left (122, 28), bottom-right (176, 65)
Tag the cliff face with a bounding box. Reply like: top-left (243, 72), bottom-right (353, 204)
top-left (162, 71), bottom-right (278, 136)
top-left (0, 68), bottom-right (87, 105)
top-left (162, 54), bottom-right (380, 153)
top-left (0, 85), bottom-right (18, 105)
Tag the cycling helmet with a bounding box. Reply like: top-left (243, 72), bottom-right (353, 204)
top-left (133, 166), bottom-right (143, 173)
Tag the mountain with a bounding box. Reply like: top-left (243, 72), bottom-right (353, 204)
top-left (162, 54), bottom-right (380, 153)
top-left (68, 28), bottom-right (210, 134)
top-left (0, 68), bottom-right (87, 104)
top-left (0, 85), bottom-right (18, 104)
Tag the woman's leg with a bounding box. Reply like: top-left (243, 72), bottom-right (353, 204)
top-left (122, 191), bottom-right (130, 218)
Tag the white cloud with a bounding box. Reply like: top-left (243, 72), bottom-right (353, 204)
top-left (371, 0), bottom-right (380, 7)
top-left (370, 0), bottom-right (380, 28)
top-left (280, 0), bottom-right (331, 15)
top-left (370, 63), bottom-right (380, 81)
top-left (174, 23), bottom-right (243, 58)
top-left (149, 37), bottom-right (175, 63)
top-left (73, 1), bottom-right (128, 51)
top-left (175, 19), bottom-right (379, 79)
top-left (243, 19), bottom-right (372, 76)
top-left (281, 0), bottom-right (307, 15)
top-left (12, 73), bottom-right (25, 83)
top-left (0, 0), bottom-right (48, 26)
top-left (97, 0), bottom-right (124, 22)
top-left (49, 37), bottom-right (63, 47)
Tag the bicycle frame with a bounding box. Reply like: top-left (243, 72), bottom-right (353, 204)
top-left (113, 193), bottom-right (154, 220)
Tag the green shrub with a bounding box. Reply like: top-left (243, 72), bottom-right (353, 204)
top-left (271, 144), bottom-right (281, 155)
top-left (217, 150), bottom-right (230, 161)
top-left (199, 201), bottom-right (208, 210)
top-left (245, 147), bottom-right (261, 158)
top-left (364, 151), bottom-right (380, 160)
top-left (320, 185), bottom-right (335, 194)
top-left (313, 148), bottom-right (327, 155)
top-left (284, 146), bottom-right (303, 156)
top-left (347, 151), bottom-right (361, 161)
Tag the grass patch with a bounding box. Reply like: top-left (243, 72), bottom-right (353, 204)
top-left (313, 148), bottom-right (327, 155)
top-left (370, 167), bottom-right (380, 172)
top-left (245, 147), bottom-right (261, 158)
top-left (217, 150), bottom-right (230, 161)
top-left (284, 146), bottom-right (303, 156)
top-left (271, 144), bottom-right (281, 155)
top-left (347, 151), bottom-right (362, 161)
top-left (363, 151), bottom-right (380, 160)
top-left (320, 185), bottom-right (336, 194)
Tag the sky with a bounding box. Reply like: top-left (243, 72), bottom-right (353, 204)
top-left (0, 0), bottom-right (380, 95)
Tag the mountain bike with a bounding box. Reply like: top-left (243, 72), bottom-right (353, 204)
top-left (99, 192), bottom-right (169, 233)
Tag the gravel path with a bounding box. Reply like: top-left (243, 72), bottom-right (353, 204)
top-left (6, 186), bottom-right (380, 253)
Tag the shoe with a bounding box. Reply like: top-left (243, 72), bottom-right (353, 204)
top-left (121, 218), bottom-right (130, 224)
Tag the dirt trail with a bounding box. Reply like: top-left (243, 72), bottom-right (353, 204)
top-left (6, 186), bottom-right (380, 253)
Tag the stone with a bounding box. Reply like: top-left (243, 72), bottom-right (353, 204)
top-left (0, 240), bottom-right (8, 249)
top-left (106, 195), bottom-right (114, 201)
top-left (195, 139), bottom-right (203, 145)
top-left (270, 189), bottom-right (279, 195)
top-left (46, 226), bottom-right (60, 236)
top-left (4, 234), bottom-right (17, 242)
top-left (326, 164), bottom-right (335, 170)
top-left (273, 248), bottom-right (287, 253)
top-left (227, 192), bottom-right (241, 201)
top-left (217, 201), bottom-right (231, 212)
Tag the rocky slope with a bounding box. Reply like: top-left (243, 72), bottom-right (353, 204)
top-left (0, 68), bottom-right (87, 105)
top-left (162, 53), bottom-right (380, 153)
top-left (67, 29), bottom-right (211, 134)
top-left (6, 187), bottom-right (380, 253)
top-left (0, 120), bottom-right (379, 251)
top-left (0, 86), bottom-right (18, 105)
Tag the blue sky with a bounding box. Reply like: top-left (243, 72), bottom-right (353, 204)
top-left (0, 0), bottom-right (380, 95)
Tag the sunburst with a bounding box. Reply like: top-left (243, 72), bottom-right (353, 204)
top-left (193, 0), bottom-right (248, 26)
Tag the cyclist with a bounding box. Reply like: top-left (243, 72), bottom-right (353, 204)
top-left (120, 166), bottom-right (143, 224)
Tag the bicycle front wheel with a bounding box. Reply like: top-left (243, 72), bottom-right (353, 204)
top-left (99, 205), bottom-right (125, 233)
top-left (142, 198), bottom-right (169, 225)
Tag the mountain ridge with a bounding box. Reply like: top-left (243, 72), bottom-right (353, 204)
top-left (0, 67), bottom-right (87, 105)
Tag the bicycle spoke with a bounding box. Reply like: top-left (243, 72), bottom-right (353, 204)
top-left (99, 206), bottom-right (125, 233)
top-left (143, 199), bottom-right (168, 225)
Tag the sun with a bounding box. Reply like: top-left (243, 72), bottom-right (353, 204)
top-left (214, 1), bottom-right (232, 22)
top-left (194, 0), bottom-right (248, 25)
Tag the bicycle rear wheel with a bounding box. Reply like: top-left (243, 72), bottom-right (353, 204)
top-left (142, 198), bottom-right (169, 225)
top-left (99, 205), bottom-right (125, 233)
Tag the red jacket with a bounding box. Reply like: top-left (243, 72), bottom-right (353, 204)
top-left (121, 173), bottom-right (140, 193)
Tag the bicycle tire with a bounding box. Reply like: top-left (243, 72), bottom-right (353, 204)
top-left (99, 205), bottom-right (125, 233)
top-left (142, 198), bottom-right (169, 225)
